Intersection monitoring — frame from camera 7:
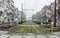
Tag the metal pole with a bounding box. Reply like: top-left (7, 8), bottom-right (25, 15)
top-left (54, 0), bottom-right (56, 27)
top-left (21, 3), bottom-right (23, 23)
top-left (21, 3), bottom-right (23, 11)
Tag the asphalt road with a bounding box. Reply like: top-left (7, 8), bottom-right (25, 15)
top-left (0, 30), bottom-right (59, 38)
top-left (0, 27), bottom-right (8, 34)
top-left (0, 27), bottom-right (9, 31)
top-left (0, 33), bottom-right (59, 38)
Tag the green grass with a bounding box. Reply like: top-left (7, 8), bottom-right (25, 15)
top-left (9, 26), bottom-right (21, 33)
top-left (9, 22), bottom-right (47, 34)
top-left (15, 26), bottom-right (26, 33)
top-left (0, 24), bottom-right (10, 27)
top-left (33, 26), bottom-right (46, 34)
top-left (9, 26), bottom-right (26, 33)
top-left (26, 26), bottom-right (32, 33)
top-left (0, 23), bottom-right (16, 27)
top-left (9, 26), bottom-right (46, 34)
top-left (22, 22), bottom-right (38, 25)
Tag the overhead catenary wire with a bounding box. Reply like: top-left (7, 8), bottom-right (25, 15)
top-left (24, 0), bottom-right (26, 9)
top-left (32, 0), bottom-right (38, 10)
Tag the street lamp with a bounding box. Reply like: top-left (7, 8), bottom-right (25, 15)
top-left (54, 0), bottom-right (56, 27)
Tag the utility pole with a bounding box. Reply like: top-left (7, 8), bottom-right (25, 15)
top-left (54, 0), bottom-right (56, 27)
top-left (21, 3), bottom-right (23, 23)
top-left (50, 0), bottom-right (56, 33)
top-left (23, 9), bottom-right (37, 22)
top-left (21, 3), bottom-right (23, 11)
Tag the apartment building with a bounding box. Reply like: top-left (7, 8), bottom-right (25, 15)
top-left (3, 0), bottom-right (15, 23)
top-left (18, 11), bottom-right (21, 22)
top-left (0, 0), bottom-right (6, 23)
top-left (58, 0), bottom-right (60, 19)
top-left (14, 8), bottom-right (21, 22)
top-left (0, 0), bottom-right (26, 23)
top-left (0, 0), bottom-right (15, 23)
top-left (32, 1), bottom-right (58, 23)
top-left (32, 14), bottom-right (38, 22)
top-left (57, 0), bottom-right (60, 24)
top-left (41, 5), bottom-right (53, 22)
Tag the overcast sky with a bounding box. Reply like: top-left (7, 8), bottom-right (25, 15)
top-left (13, 0), bottom-right (54, 20)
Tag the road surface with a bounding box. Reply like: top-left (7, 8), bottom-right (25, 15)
top-left (0, 33), bottom-right (59, 38)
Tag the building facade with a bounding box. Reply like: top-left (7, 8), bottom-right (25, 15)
top-left (32, 1), bottom-right (58, 24)
top-left (0, 0), bottom-right (26, 23)
top-left (58, 0), bottom-right (60, 20)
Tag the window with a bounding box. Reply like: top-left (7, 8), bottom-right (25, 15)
top-left (4, 17), bottom-right (6, 19)
top-left (0, 5), bottom-right (1, 6)
top-left (8, 19), bottom-right (10, 22)
top-left (0, 11), bottom-right (3, 16)
top-left (9, 12), bottom-right (13, 15)
top-left (0, 1), bottom-right (1, 3)
top-left (7, 0), bottom-right (10, 3)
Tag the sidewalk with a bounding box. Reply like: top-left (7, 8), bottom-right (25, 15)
top-left (0, 31), bottom-right (8, 34)
top-left (53, 32), bottom-right (60, 34)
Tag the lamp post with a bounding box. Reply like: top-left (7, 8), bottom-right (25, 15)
top-left (54, 0), bottom-right (56, 27)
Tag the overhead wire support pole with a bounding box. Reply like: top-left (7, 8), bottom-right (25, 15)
top-left (21, 3), bottom-right (23, 23)
top-left (21, 3), bottom-right (23, 12)
top-left (54, 0), bottom-right (56, 27)
top-left (32, 0), bottom-right (37, 9)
